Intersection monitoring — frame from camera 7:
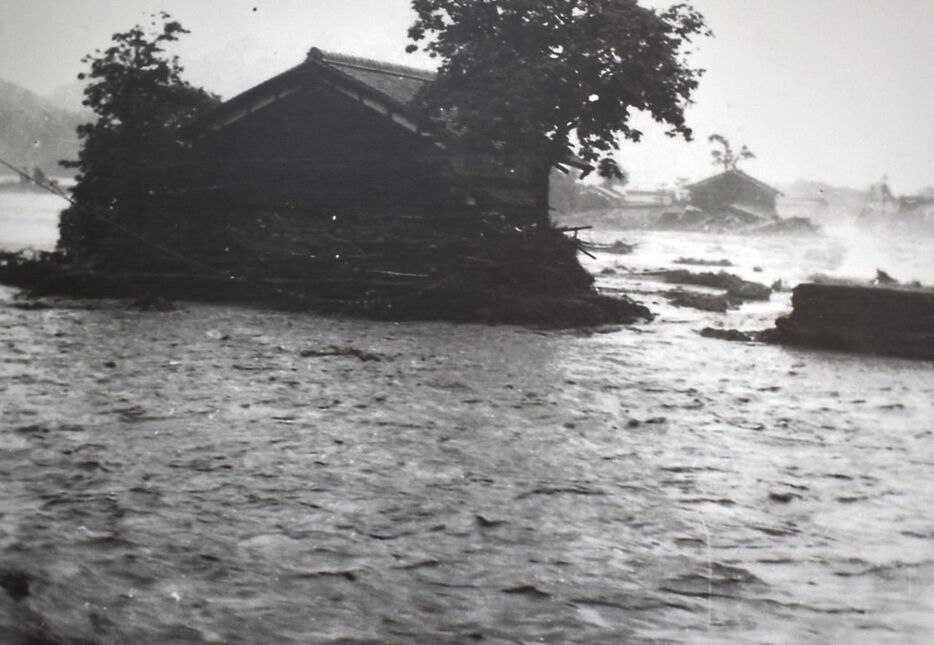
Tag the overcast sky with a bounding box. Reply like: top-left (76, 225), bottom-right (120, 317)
top-left (1, 0), bottom-right (932, 193)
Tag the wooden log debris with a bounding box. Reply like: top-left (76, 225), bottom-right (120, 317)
top-left (651, 269), bottom-right (772, 301)
top-left (765, 281), bottom-right (934, 360)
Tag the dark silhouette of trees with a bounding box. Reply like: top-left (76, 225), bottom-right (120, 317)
top-left (708, 133), bottom-right (755, 171)
top-left (59, 14), bottom-right (219, 258)
top-left (406, 0), bottom-right (710, 179)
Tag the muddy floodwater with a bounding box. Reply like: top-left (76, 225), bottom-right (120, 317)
top-left (2, 198), bottom-right (934, 644)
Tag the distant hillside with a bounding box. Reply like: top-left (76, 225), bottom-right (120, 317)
top-left (0, 78), bottom-right (83, 178)
top-left (46, 79), bottom-right (89, 114)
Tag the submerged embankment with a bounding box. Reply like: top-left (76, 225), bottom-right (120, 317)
top-left (2, 199), bottom-right (934, 644)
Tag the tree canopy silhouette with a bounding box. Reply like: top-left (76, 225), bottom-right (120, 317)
top-left (406, 0), bottom-right (710, 179)
top-left (708, 133), bottom-right (755, 171)
top-left (59, 14), bottom-right (219, 257)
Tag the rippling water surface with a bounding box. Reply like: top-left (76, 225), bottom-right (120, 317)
top-left (1, 200), bottom-right (933, 644)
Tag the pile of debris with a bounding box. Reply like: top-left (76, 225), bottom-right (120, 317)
top-left (638, 269), bottom-right (772, 312)
top-left (652, 208), bottom-right (820, 235)
top-left (578, 238), bottom-right (635, 255)
top-left (654, 269), bottom-right (772, 301)
top-left (674, 257), bottom-right (733, 267)
top-left (742, 216), bottom-right (820, 236)
top-left (0, 209), bottom-right (653, 328)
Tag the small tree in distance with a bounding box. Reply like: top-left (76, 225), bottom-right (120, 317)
top-left (59, 13), bottom-right (219, 259)
top-left (406, 0), bottom-right (711, 179)
top-left (708, 133), bottom-right (755, 172)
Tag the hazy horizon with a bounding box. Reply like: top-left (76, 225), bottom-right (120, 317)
top-left (1, 0), bottom-right (932, 193)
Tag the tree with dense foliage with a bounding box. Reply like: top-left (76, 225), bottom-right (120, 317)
top-left (59, 14), bottom-right (219, 257)
top-left (708, 133), bottom-right (755, 171)
top-left (406, 0), bottom-right (710, 179)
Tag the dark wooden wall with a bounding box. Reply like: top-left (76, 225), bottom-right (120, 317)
top-left (186, 80), bottom-right (550, 223)
top-left (192, 84), bottom-right (452, 215)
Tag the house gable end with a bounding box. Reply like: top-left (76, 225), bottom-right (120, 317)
top-left (198, 49), bottom-right (436, 142)
top-left (198, 82), bottom-right (446, 173)
top-left (686, 169), bottom-right (782, 197)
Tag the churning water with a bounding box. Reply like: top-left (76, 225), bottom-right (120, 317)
top-left (1, 195), bottom-right (933, 644)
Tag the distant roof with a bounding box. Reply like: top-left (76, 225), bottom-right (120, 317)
top-left (686, 169), bottom-right (783, 196)
top-left (590, 186), bottom-right (621, 200)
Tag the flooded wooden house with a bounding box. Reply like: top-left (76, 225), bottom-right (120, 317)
top-left (91, 46), bottom-right (618, 322)
top-left (686, 169), bottom-right (782, 223)
top-left (189, 48), bottom-right (572, 224)
top-left (0, 50), bottom-right (644, 327)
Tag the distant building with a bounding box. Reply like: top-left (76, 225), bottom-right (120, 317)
top-left (550, 181), bottom-right (674, 214)
top-left (859, 181), bottom-right (900, 220)
top-left (620, 189), bottom-right (673, 207)
top-left (685, 169), bottom-right (782, 222)
top-left (580, 183), bottom-right (674, 208)
top-left (777, 195), bottom-right (829, 220)
top-left (588, 185), bottom-right (624, 205)
top-left (190, 48), bottom-right (587, 223)
top-left (897, 195), bottom-right (934, 225)
top-left (897, 195), bottom-right (934, 213)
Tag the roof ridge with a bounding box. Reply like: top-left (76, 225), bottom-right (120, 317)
top-left (307, 47), bottom-right (436, 81)
top-left (687, 168), bottom-right (781, 195)
top-left (202, 47), bottom-right (435, 136)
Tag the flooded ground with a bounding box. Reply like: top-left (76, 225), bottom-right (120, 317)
top-left (0, 191), bottom-right (62, 252)
top-left (2, 196), bottom-right (933, 644)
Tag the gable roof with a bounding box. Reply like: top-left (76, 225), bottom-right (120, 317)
top-left (686, 169), bottom-right (783, 196)
top-left (314, 50), bottom-right (435, 107)
top-left (198, 47), bottom-right (437, 138)
top-left (196, 48), bottom-right (591, 171)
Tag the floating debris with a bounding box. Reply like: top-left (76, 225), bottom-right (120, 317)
top-left (674, 257), bottom-right (733, 267)
top-left (699, 327), bottom-right (755, 342)
top-left (299, 346), bottom-right (383, 362)
top-left (666, 290), bottom-right (733, 313)
top-left (133, 295), bottom-right (176, 311)
top-left (653, 269), bottom-right (771, 301)
top-left (0, 568), bottom-right (31, 600)
top-left (580, 239), bottom-right (636, 254)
